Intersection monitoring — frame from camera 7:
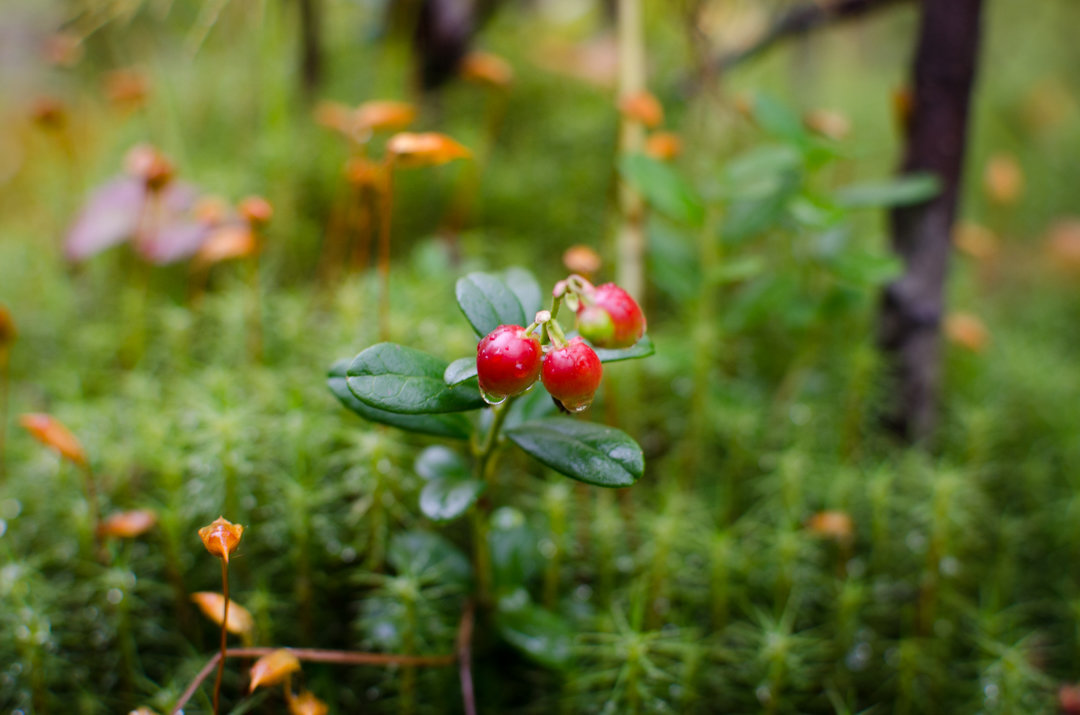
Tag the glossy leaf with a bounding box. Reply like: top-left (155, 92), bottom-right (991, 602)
top-left (502, 266), bottom-right (544, 319)
top-left (455, 273), bottom-right (527, 337)
top-left (590, 334), bottom-right (655, 363)
top-left (619, 154), bottom-right (705, 226)
top-left (388, 530), bottom-right (472, 587)
top-left (346, 343), bottom-right (486, 414)
top-left (415, 446), bottom-right (484, 521)
top-left (496, 591), bottom-right (573, 669)
top-left (488, 508), bottom-right (541, 589)
top-left (443, 357), bottom-right (478, 386)
top-left (328, 360), bottom-right (472, 439)
top-left (834, 173), bottom-right (942, 209)
top-left (505, 418), bottom-right (644, 488)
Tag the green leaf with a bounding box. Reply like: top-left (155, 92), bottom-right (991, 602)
top-left (834, 173), bottom-right (942, 209)
top-left (496, 590), bottom-right (573, 669)
top-left (619, 154), bottom-right (705, 226)
top-left (707, 256), bottom-right (765, 285)
top-left (415, 446), bottom-right (484, 521)
top-left (502, 266), bottom-right (544, 319)
top-left (346, 343), bottom-right (486, 414)
top-left (443, 357), bottom-right (478, 386)
top-left (590, 334), bottom-right (656, 363)
top-left (504, 383), bottom-right (558, 429)
top-left (825, 251), bottom-right (904, 287)
top-left (488, 507), bottom-right (541, 590)
top-left (505, 418), bottom-right (645, 488)
top-left (388, 531), bottom-right (472, 587)
top-left (456, 272), bottom-right (527, 337)
top-left (749, 92), bottom-right (808, 144)
top-left (328, 360), bottom-right (472, 439)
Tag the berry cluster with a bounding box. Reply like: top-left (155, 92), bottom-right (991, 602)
top-left (476, 277), bottom-right (646, 412)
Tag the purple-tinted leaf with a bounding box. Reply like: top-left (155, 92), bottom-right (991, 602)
top-left (65, 177), bottom-right (144, 261)
top-left (137, 221), bottom-right (212, 264)
top-left (161, 181), bottom-right (199, 212)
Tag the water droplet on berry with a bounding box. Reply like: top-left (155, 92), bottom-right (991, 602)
top-left (480, 387), bottom-right (507, 406)
top-left (567, 400), bottom-right (592, 413)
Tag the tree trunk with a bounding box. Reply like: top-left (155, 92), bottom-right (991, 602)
top-left (878, 0), bottom-right (984, 442)
top-left (299, 0), bottom-right (323, 98)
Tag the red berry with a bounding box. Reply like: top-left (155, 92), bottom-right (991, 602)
top-left (476, 325), bottom-right (543, 401)
top-left (541, 338), bottom-right (603, 412)
top-left (576, 283), bottom-right (646, 349)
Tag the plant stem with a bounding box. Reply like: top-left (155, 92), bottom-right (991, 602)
top-left (0, 346), bottom-right (9, 478)
top-left (214, 557), bottom-right (229, 715)
top-left (378, 158), bottom-right (396, 340)
top-left (246, 253), bottom-right (263, 363)
top-left (80, 463), bottom-right (105, 563)
top-left (471, 398), bottom-right (513, 609)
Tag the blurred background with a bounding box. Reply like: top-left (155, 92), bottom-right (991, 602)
top-left (1, 0), bottom-right (1079, 712)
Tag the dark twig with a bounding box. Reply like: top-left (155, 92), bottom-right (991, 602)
top-left (878, 0), bottom-right (985, 442)
top-left (456, 600), bottom-right (477, 715)
top-left (171, 606), bottom-right (472, 713)
top-left (171, 648), bottom-right (457, 714)
top-left (683, 0), bottom-right (912, 94)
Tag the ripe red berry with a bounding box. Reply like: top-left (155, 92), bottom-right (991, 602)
top-left (541, 337), bottom-right (603, 413)
top-left (576, 283), bottom-right (646, 349)
top-left (476, 325), bottom-right (543, 402)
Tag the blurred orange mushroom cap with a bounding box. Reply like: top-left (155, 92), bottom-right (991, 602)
top-left (191, 591), bottom-right (254, 635)
top-left (618, 90), bottom-right (664, 128)
top-left (19, 413), bottom-right (87, 467)
top-left (461, 51), bottom-right (514, 88)
top-left (249, 649), bottom-right (301, 693)
top-left (387, 132), bottom-right (472, 168)
top-left (99, 509), bottom-right (158, 539)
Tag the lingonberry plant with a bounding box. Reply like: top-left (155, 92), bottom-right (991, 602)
top-left (327, 266), bottom-right (653, 663)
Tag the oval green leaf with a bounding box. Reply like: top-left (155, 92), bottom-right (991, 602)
top-left (619, 154), bottom-right (705, 227)
top-left (415, 446), bottom-right (484, 521)
top-left (328, 360), bottom-right (472, 439)
top-left (590, 334), bottom-right (656, 363)
top-left (444, 357), bottom-right (478, 386)
top-left (502, 266), bottom-right (544, 319)
top-left (456, 272), bottom-right (527, 337)
top-left (834, 172), bottom-right (942, 209)
top-left (504, 417), bottom-right (644, 488)
top-left (496, 591), bottom-right (573, 669)
top-left (346, 343), bottom-right (486, 414)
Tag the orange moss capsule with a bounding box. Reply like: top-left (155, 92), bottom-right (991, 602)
top-left (313, 100), bottom-right (352, 134)
top-left (124, 144), bottom-right (174, 191)
top-left (387, 132), bottom-right (471, 168)
top-left (249, 649), bottom-right (301, 692)
top-left (104, 68), bottom-right (150, 110)
top-left (198, 516), bottom-right (244, 563)
top-left (983, 154), bottom-right (1024, 206)
top-left (806, 510), bottom-right (854, 542)
top-left (191, 591), bottom-right (254, 635)
top-left (803, 109), bottom-right (851, 141)
top-left (0, 304), bottom-right (16, 348)
top-left (30, 97), bottom-right (67, 129)
top-left (344, 157), bottom-right (381, 187)
top-left (618, 90), bottom-right (663, 129)
top-left (1046, 219), bottom-right (1080, 273)
top-left (952, 222), bottom-right (999, 262)
top-left (354, 100), bottom-right (417, 134)
top-left (19, 413), bottom-right (87, 467)
top-left (238, 196), bottom-right (273, 227)
top-left (644, 131), bottom-right (682, 161)
top-left (945, 313), bottom-right (989, 353)
top-left (289, 690), bottom-right (330, 715)
top-left (460, 51), bottom-right (514, 88)
top-left (194, 196), bottom-right (231, 227)
top-left (99, 509), bottom-right (158, 539)
top-left (195, 225), bottom-right (258, 266)
top-left (562, 245), bottom-right (602, 278)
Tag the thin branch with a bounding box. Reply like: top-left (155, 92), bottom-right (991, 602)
top-left (682, 0), bottom-right (912, 94)
top-left (456, 600), bottom-right (477, 715)
top-left (171, 648), bottom-right (456, 713)
top-left (171, 608), bottom-right (470, 713)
